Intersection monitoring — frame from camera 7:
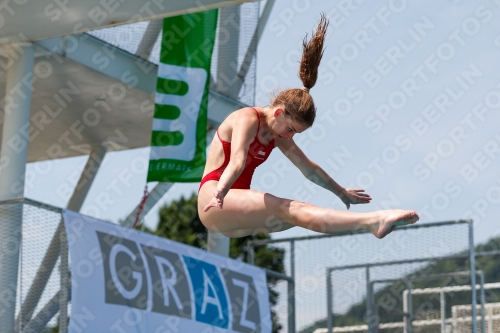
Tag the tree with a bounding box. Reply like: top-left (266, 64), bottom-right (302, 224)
top-left (139, 193), bottom-right (286, 333)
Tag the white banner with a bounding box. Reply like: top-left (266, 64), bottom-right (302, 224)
top-left (63, 210), bottom-right (271, 333)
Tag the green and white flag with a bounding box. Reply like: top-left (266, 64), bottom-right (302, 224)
top-left (148, 10), bottom-right (218, 182)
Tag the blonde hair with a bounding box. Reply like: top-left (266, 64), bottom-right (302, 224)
top-left (271, 13), bottom-right (328, 127)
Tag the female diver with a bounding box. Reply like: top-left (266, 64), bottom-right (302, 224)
top-left (197, 14), bottom-right (419, 239)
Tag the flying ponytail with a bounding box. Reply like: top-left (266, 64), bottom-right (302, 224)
top-left (299, 13), bottom-right (328, 92)
top-left (271, 13), bottom-right (329, 127)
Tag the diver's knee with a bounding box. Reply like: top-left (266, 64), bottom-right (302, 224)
top-left (282, 200), bottom-right (311, 225)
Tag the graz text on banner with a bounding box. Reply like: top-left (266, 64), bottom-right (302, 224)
top-left (63, 210), bottom-right (271, 333)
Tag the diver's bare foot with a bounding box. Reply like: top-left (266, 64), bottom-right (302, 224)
top-left (367, 210), bottom-right (419, 239)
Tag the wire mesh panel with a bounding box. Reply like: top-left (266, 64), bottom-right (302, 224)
top-left (0, 200), bottom-right (66, 332)
top-left (276, 237), bottom-right (348, 331)
top-left (452, 303), bottom-right (500, 333)
top-left (250, 221), bottom-right (472, 332)
top-left (0, 202), bottom-right (24, 332)
top-left (3, 198), bottom-right (291, 333)
top-left (330, 267), bottom-right (368, 327)
top-left (86, 2), bottom-right (260, 106)
top-left (266, 242), bottom-right (292, 333)
top-left (86, 20), bottom-right (150, 56)
top-left (251, 241), bottom-right (295, 333)
top-left (235, 1), bottom-right (259, 106)
top-left (334, 222), bottom-right (469, 333)
top-left (270, 242), bottom-right (292, 277)
top-left (373, 269), bottom-right (477, 333)
top-left (271, 278), bottom-right (290, 333)
top-left (328, 270), bottom-right (476, 333)
top-left (453, 304), bottom-right (478, 332)
top-left (20, 204), bottom-right (62, 331)
top-left (484, 303), bottom-right (500, 333)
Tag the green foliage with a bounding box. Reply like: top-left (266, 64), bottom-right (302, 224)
top-left (148, 194), bottom-right (207, 248)
top-left (299, 237), bottom-right (500, 333)
top-left (144, 193), bottom-right (286, 333)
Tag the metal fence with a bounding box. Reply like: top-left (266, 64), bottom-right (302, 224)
top-left (266, 269), bottom-right (296, 333)
top-left (0, 198), bottom-right (69, 333)
top-left (324, 249), bottom-right (500, 332)
top-left (350, 269), bottom-right (488, 333)
top-left (0, 197), bottom-right (294, 333)
top-left (247, 220), bottom-right (478, 332)
top-left (5, 195), bottom-right (490, 333)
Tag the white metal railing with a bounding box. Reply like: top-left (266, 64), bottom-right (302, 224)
top-left (314, 313), bottom-right (500, 333)
top-left (315, 283), bottom-right (500, 333)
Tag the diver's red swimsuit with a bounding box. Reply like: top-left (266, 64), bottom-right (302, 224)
top-left (198, 107), bottom-right (275, 192)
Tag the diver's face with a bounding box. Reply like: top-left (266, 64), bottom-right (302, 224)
top-left (271, 108), bottom-right (309, 140)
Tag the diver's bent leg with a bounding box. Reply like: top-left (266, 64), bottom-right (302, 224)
top-left (198, 181), bottom-right (418, 238)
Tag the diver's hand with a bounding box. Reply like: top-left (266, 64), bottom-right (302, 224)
top-left (203, 189), bottom-right (226, 212)
top-left (340, 188), bottom-right (372, 210)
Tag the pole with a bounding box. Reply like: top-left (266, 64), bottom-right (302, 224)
top-left (327, 269), bottom-right (333, 333)
top-left (370, 282), bottom-right (379, 333)
top-left (247, 242), bottom-right (254, 265)
top-left (480, 271), bottom-right (486, 333)
top-left (406, 280), bottom-right (413, 333)
top-left (469, 220), bottom-right (478, 333)
top-left (287, 279), bottom-right (295, 333)
top-left (366, 267), bottom-right (372, 332)
top-left (135, 19), bottom-right (163, 60)
top-left (403, 290), bottom-right (408, 333)
top-left (289, 240), bottom-right (295, 332)
top-left (66, 146), bottom-right (107, 211)
top-left (440, 291), bottom-right (446, 333)
top-left (59, 226), bottom-right (69, 333)
top-left (0, 42), bottom-right (34, 333)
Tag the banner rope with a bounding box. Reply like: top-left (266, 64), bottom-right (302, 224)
top-left (133, 185), bottom-right (149, 229)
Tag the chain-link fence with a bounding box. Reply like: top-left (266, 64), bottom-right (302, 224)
top-left (4, 197), bottom-right (497, 333)
top-left (247, 220), bottom-right (480, 333)
top-left (1, 197), bottom-right (295, 333)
